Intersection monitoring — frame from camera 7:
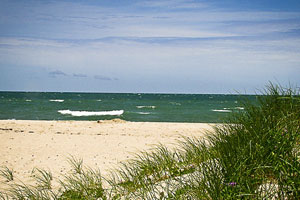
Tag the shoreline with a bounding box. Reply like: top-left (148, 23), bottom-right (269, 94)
top-left (0, 120), bottom-right (216, 185)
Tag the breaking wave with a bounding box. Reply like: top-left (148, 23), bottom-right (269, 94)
top-left (50, 99), bottom-right (64, 102)
top-left (137, 112), bottom-right (150, 115)
top-left (136, 106), bottom-right (156, 109)
top-left (211, 109), bottom-right (232, 113)
top-left (58, 110), bottom-right (124, 116)
top-left (235, 107), bottom-right (244, 110)
top-left (169, 102), bottom-right (181, 106)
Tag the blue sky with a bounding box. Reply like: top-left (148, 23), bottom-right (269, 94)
top-left (0, 0), bottom-right (300, 94)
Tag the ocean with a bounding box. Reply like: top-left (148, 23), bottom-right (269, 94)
top-left (0, 92), bottom-right (257, 123)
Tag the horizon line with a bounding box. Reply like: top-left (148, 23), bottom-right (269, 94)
top-left (0, 89), bottom-right (257, 95)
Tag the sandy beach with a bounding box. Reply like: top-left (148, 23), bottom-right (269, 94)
top-left (0, 120), bottom-right (215, 184)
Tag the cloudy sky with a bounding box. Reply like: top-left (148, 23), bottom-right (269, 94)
top-left (0, 0), bottom-right (300, 94)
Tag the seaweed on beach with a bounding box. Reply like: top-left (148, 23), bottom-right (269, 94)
top-left (0, 83), bottom-right (299, 199)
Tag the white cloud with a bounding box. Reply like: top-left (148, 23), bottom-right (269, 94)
top-left (0, 0), bottom-right (299, 92)
top-left (135, 0), bottom-right (208, 9)
top-left (1, 36), bottom-right (299, 76)
top-left (2, 0), bottom-right (299, 39)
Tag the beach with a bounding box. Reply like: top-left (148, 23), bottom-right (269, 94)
top-left (0, 120), bottom-right (215, 184)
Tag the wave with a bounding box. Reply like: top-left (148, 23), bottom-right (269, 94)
top-left (223, 107), bottom-right (244, 110)
top-left (235, 107), bottom-right (244, 110)
top-left (136, 106), bottom-right (156, 109)
top-left (169, 102), bottom-right (181, 106)
top-left (211, 109), bottom-right (232, 113)
top-left (58, 110), bottom-right (124, 116)
top-left (137, 112), bottom-right (150, 115)
top-left (50, 99), bottom-right (64, 102)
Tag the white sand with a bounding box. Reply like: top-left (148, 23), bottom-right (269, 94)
top-left (0, 120), bottom-right (215, 184)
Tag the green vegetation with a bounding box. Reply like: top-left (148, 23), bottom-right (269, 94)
top-left (1, 83), bottom-right (299, 199)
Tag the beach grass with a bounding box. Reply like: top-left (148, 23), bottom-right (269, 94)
top-left (0, 83), bottom-right (299, 199)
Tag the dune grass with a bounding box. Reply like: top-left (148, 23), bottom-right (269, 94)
top-left (0, 83), bottom-right (299, 199)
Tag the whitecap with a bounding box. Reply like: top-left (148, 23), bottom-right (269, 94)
top-left (169, 102), bottom-right (181, 106)
top-left (235, 107), bottom-right (244, 110)
top-left (137, 112), bottom-right (150, 115)
top-left (211, 109), bottom-right (232, 113)
top-left (50, 99), bottom-right (64, 102)
top-left (136, 106), bottom-right (156, 109)
top-left (25, 99), bottom-right (32, 102)
top-left (58, 110), bottom-right (124, 116)
top-left (96, 99), bottom-right (102, 102)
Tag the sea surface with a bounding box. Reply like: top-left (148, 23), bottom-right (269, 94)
top-left (0, 92), bottom-right (257, 123)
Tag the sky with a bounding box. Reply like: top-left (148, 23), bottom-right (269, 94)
top-left (0, 0), bottom-right (300, 94)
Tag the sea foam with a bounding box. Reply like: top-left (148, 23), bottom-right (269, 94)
top-left (211, 109), bottom-right (232, 113)
top-left (137, 112), bottom-right (150, 115)
top-left (50, 99), bottom-right (64, 102)
top-left (136, 106), bottom-right (156, 109)
top-left (223, 107), bottom-right (244, 110)
top-left (169, 102), bottom-right (181, 106)
top-left (235, 107), bottom-right (244, 110)
top-left (58, 110), bottom-right (124, 116)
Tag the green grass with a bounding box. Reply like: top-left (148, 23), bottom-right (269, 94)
top-left (0, 167), bottom-right (14, 182)
top-left (0, 83), bottom-right (299, 199)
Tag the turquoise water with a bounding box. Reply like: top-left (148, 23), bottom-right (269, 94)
top-left (0, 92), bottom-right (257, 123)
